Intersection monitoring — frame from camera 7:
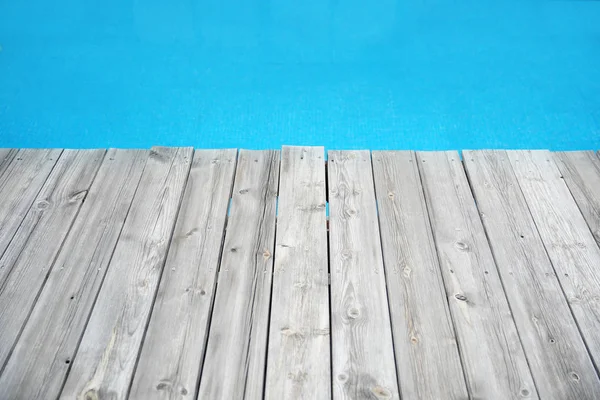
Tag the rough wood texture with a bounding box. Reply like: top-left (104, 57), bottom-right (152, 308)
top-left (0, 149), bottom-right (17, 178)
top-left (508, 150), bottom-right (600, 375)
top-left (327, 150), bottom-right (399, 400)
top-left (0, 150), bottom-right (147, 399)
top-left (0, 149), bottom-right (62, 262)
top-left (372, 151), bottom-right (468, 400)
top-left (129, 149), bottom-right (237, 399)
top-left (554, 151), bottom-right (600, 246)
top-left (60, 147), bottom-right (193, 400)
top-left (417, 151), bottom-right (535, 399)
top-left (198, 150), bottom-right (279, 399)
top-left (265, 146), bottom-right (331, 399)
top-left (465, 150), bottom-right (600, 399)
top-left (0, 150), bottom-right (105, 370)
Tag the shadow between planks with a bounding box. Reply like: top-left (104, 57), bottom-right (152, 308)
top-left (0, 147), bottom-right (599, 399)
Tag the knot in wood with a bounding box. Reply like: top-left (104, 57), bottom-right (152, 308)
top-left (239, 189), bottom-right (248, 194)
top-left (36, 200), bottom-right (50, 210)
top-left (371, 385), bottom-right (392, 399)
top-left (521, 388), bottom-right (530, 397)
top-left (340, 249), bottom-right (353, 260)
top-left (571, 372), bottom-right (580, 381)
top-left (455, 293), bottom-right (467, 302)
top-left (337, 373), bottom-right (348, 382)
top-left (347, 307), bottom-right (360, 319)
top-left (83, 390), bottom-right (99, 400)
top-left (454, 241), bottom-right (469, 251)
top-left (69, 190), bottom-right (88, 202)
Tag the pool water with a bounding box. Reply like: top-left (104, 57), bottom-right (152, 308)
top-left (1, 0), bottom-right (599, 150)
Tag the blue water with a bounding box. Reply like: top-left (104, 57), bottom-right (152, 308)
top-left (1, 0), bottom-right (599, 149)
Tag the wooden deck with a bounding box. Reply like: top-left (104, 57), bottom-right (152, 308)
top-left (0, 147), bottom-right (600, 399)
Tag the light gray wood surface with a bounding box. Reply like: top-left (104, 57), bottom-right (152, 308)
top-left (372, 151), bottom-right (468, 400)
top-left (59, 147), bottom-right (193, 400)
top-left (554, 151), bottom-right (600, 246)
top-left (265, 146), bottom-right (331, 400)
top-left (328, 150), bottom-right (399, 400)
top-left (0, 149), bottom-right (17, 178)
top-left (129, 149), bottom-right (237, 399)
top-left (198, 150), bottom-right (279, 399)
top-left (0, 149), bottom-right (147, 399)
top-left (465, 150), bottom-right (600, 399)
top-left (417, 151), bottom-right (535, 399)
top-left (508, 150), bottom-right (600, 376)
top-left (0, 150), bottom-right (105, 371)
top-left (0, 149), bottom-right (62, 262)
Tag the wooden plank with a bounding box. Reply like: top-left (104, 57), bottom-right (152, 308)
top-left (372, 151), bottom-right (469, 400)
top-left (0, 149), bottom-right (17, 178)
top-left (197, 150), bottom-right (279, 399)
top-left (0, 149), bottom-right (62, 262)
top-left (417, 151), bottom-right (536, 399)
top-left (554, 151), bottom-right (600, 246)
top-left (0, 149), bottom-right (147, 399)
top-left (465, 150), bottom-right (600, 398)
top-left (129, 149), bottom-right (238, 399)
top-left (508, 150), bottom-right (600, 375)
top-left (0, 149), bottom-right (105, 370)
top-left (59, 147), bottom-right (193, 400)
top-left (265, 146), bottom-right (330, 399)
top-left (328, 150), bottom-right (399, 399)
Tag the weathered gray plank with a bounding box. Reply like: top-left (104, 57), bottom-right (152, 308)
top-left (508, 150), bottom-right (600, 375)
top-left (0, 149), bottom-right (147, 399)
top-left (265, 146), bottom-right (331, 399)
top-left (197, 150), bottom-right (279, 399)
top-left (0, 149), bottom-right (62, 262)
top-left (327, 150), bottom-right (399, 399)
top-left (465, 150), bottom-right (600, 398)
top-left (372, 151), bottom-right (468, 400)
top-left (60, 147), bottom-right (193, 400)
top-left (0, 149), bottom-right (105, 370)
top-left (129, 149), bottom-right (237, 399)
top-left (0, 149), bottom-right (17, 178)
top-left (554, 151), bottom-right (600, 246)
top-left (417, 151), bottom-right (536, 399)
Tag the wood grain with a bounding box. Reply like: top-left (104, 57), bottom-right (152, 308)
top-left (465, 150), bottom-right (600, 399)
top-left (0, 149), bottom-right (17, 178)
top-left (265, 146), bottom-right (331, 400)
top-left (508, 150), bottom-right (600, 376)
top-left (372, 151), bottom-right (468, 400)
top-left (327, 150), bottom-right (399, 400)
top-left (59, 147), bottom-right (193, 400)
top-left (129, 149), bottom-right (237, 399)
top-left (0, 149), bottom-right (62, 262)
top-left (417, 151), bottom-right (535, 399)
top-left (554, 151), bottom-right (600, 246)
top-left (198, 150), bottom-right (279, 399)
top-left (0, 149), bottom-right (105, 371)
top-left (0, 149), bottom-right (147, 399)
